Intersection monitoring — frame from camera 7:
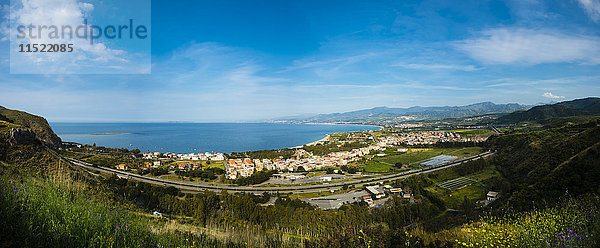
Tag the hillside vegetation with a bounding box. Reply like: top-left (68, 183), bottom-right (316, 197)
top-left (485, 118), bottom-right (600, 210)
top-left (496, 97), bottom-right (600, 124)
top-left (1, 104), bottom-right (600, 247)
top-left (0, 105), bottom-right (61, 147)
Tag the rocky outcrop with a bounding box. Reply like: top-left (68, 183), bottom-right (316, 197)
top-left (8, 128), bottom-right (38, 145)
top-left (0, 106), bottom-right (61, 148)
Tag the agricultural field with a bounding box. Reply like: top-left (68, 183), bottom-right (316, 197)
top-left (452, 129), bottom-right (495, 138)
top-left (425, 162), bottom-right (501, 209)
top-left (167, 160), bottom-right (224, 170)
top-left (361, 147), bottom-right (483, 173)
top-left (305, 171), bottom-right (326, 177)
top-left (436, 177), bottom-right (477, 191)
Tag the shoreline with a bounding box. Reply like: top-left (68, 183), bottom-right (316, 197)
top-left (292, 134), bottom-right (331, 149)
top-left (290, 122), bottom-right (382, 149)
top-left (294, 122), bottom-right (382, 149)
top-left (59, 133), bottom-right (132, 136)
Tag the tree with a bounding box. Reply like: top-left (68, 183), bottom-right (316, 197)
top-left (461, 196), bottom-right (475, 214)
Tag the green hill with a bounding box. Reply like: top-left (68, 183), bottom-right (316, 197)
top-left (496, 97), bottom-right (600, 124)
top-left (0, 106), bottom-right (61, 147)
top-left (0, 106), bottom-right (64, 173)
top-left (1, 106), bottom-right (599, 247)
top-left (485, 118), bottom-right (600, 210)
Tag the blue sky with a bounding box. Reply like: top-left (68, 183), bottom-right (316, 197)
top-left (1, 0), bottom-right (599, 122)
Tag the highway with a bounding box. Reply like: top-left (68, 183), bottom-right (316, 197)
top-left (66, 151), bottom-right (494, 194)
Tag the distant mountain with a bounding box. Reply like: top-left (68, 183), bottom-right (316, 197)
top-left (279, 102), bottom-right (529, 123)
top-left (496, 97), bottom-right (600, 124)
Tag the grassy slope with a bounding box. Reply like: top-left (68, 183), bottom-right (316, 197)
top-left (0, 173), bottom-right (243, 248)
top-left (409, 119), bottom-right (600, 247)
top-left (496, 97), bottom-right (600, 124)
top-left (485, 119), bottom-right (600, 210)
top-left (414, 195), bottom-right (600, 247)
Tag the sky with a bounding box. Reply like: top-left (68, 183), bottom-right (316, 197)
top-left (0, 0), bottom-right (599, 122)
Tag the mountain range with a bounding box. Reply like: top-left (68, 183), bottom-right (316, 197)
top-left (277, 102), bottom-right (530, 123)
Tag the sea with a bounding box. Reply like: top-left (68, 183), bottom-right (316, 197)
top-left (50, 122), bottom-right (380, 154)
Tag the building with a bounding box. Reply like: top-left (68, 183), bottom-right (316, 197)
top-left (321, 176), bottom-right (332, 182)
top-left (116, 164), bottom-right (128, 170)
top-left (487, 191), bottom-right (499, 201)
top-left (366, 186), bottom-right (385, 199)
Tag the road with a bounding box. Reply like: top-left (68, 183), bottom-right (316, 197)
top-left (65, 151), bottom-right (494, 194)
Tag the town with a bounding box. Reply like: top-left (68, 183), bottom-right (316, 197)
top-left (132, 131), bottom-right (488, 180)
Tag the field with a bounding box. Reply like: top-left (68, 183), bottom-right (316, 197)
top-left (167, 160), bottom-right (224, 170)
top-left (436, 177), bottom-right (477, 191)
top-left (287, 188), bottom-right (355, 199)
top-left (424, 162), bottom-right (501, 209)
top-left (362, 147), bottom-right (483, 173)
top-left (452, 129), bottom-right (495, 138)
top-left (305, 171), bottom-right (326, 177)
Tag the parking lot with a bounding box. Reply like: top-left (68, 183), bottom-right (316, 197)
top-left (303, 190), bottom-right (369, 209)
top-left (262, 172), bottom-right (361, 185)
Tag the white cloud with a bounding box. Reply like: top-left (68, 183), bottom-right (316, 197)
top-left (455, 28), bottom-right (600, 65)
top-left (78, 2), bottom-right (94, 13)
top-left (283, 53), bottom-right (377, 72)
top-left (577, 0), bottom-right (600, 22)
top-left (392, 63), bottom-right (483, 71)
top-left (542, 92), bottom-right (565, 99)
top-left (10, 0), bottom-right (123, 63)
top-left (5, 0), bottom-right (150, 74)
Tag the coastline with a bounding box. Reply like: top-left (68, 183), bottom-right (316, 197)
top-left (292, 134), bottom-right (330, 148)
top-left (289, 122), bottom-right (382, 149)
top-left (59, 133), bottom-right (132, 136)
top-left (54, 122), bottom-right (381, 154)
